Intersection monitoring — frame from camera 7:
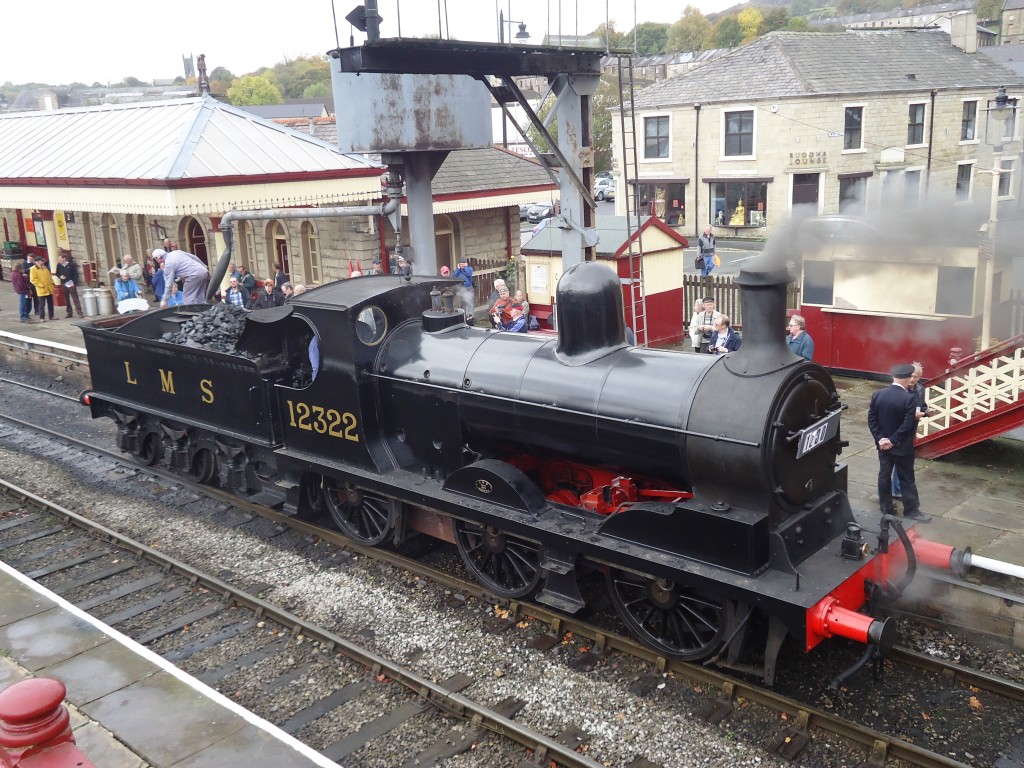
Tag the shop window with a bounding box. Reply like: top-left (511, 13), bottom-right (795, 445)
top-left (802, 261), bottom-right (834, 306)
top-left (709, 181), bottom-right (766, 226)
top-left (907, 103), bottom-right (926, 146)
top-left (644, 116), bottom-right (670, 159)
top-left (935, 266), bottom-right (974, 316)
top-left (634, 182), bottom-right (685, 226)
top-left (724, 110), bottom-right (754, 157)
top-left (839, 177), bottom-right (867, 213)
top-left (843, 106), bottom-right (863, 150)
top-left (904, 169), bottom-right (922, 207)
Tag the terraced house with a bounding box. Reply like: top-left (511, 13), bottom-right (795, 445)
top-left (615, 28), bottom-right (1024, 241)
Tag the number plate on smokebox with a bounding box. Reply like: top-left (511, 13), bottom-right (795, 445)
top-left (795, 410), bottom-right (841, 459)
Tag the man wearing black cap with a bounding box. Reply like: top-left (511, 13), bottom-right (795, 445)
top-left (868, 363), bottom-right (930, 522)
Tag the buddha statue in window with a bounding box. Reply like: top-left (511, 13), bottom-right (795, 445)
top-left (729, 199), bottom-right (746, 225)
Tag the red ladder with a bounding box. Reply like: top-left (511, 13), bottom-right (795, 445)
top-left (915, 333), bottom-right (1024, 459)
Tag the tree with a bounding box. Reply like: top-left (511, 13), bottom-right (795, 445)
top-left (976, 0), bottom-right (1001, 21)
top-left (785, 16), bottom-right (811, 31)
top-left (737, 7), bottom-right (764, 43)
top-left (761, 7), bottom-right (790, 34)
top-left (668, 6), bottom-right (711, 53)
top-left (226, 75), bottom-right (282, 106)
top-left (590, 78), bottom-right (621, 173)
top-left (270, 55), bottom-right (330, 99)
top-left (708, 16), bottom-right (744, 48)
top-left (627, 22), bottom-right (670, 54)
top-left (117, 76), bottom-right (147, 88)
top-left (302, 82), bottom-right (331, 100)
top-left (590, 21), bottom-right (626, 49)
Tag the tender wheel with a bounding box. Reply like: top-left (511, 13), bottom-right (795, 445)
top-left (188, 447), bottom-right (217, 485)
top-left (607, 568), bottom-right (725, 660)
top-left (324, 481), bottom-right (392, 545)
top-left (453, 520), bottom-right (542, 598)
top-left (134, 431), bottom-right (162, 466)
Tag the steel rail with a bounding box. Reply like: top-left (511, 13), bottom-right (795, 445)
top-left (0, 477), bottom-right (608, 768)
top-left (0, 409), bottom-right (1008, 768)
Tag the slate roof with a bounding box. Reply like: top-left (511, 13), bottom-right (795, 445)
top-left (632, 30), bottom-right (1024, 109)
top-left (275, 116), bottom-right (555, 197)
top-left (522, 215), bottom-right (686, 257)
top-left (982, 42), bottom-right (1024, 77)
top-left (430, 147), bottom-right (552, 196)
top-left (1004, 0), bottom-right (1024, 12)
top-left (0, 96), bottom-right (378, 183)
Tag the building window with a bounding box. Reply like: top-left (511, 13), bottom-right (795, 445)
top-left (644, 116), bottom-right (670, 159)
top-left (904, 169), bottom-right (922, 206)
top-left (961, 101), bottom-right (978, 141)
top-left (709, 180), bottom-right (767, 226)
top-left (935, 266), bottom-right (974, 315)
top-left (955, 163), bottom-right (973, 201)
top-left (802, 261), bottom-right (834, 306)
top-left (999, 158), bottom-right (1014, 197)
top-left (843, 106), bottom-right (863, 150)
top-left (724, 110), bottom-right (754, 157)
top-left (634, 182), bottom-right (686, 226)
top-left (907, 103), bottom-right (926, 145)
top-left (301, 221), bottom-right (320, 285)
top-left (839, 176), bottom-right (867, 213)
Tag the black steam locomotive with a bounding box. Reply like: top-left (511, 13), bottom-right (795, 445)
top-left (80, 261), bottom-right (938, 682)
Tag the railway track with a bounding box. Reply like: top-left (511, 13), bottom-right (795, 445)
top-left (0, 480), bottom-right (608, 768)
top-left (2, 365), bottom-right (1024, 766)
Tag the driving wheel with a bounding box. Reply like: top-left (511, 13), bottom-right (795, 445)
top-left (607, 568), bottom-right (726, 660)
top-left (324, 481), bottom-right (393, 545)
top-left (453, 520), bottom-right (542, 598)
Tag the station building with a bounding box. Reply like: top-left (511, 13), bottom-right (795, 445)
top-left (0, 97), bottom-right (552, 294)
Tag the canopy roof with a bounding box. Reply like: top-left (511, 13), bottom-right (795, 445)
top-left (0, 96), bottom-right (383, 215)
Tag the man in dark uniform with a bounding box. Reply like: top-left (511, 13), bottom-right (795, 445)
top-left (868, 363), bottom-right (930, 522)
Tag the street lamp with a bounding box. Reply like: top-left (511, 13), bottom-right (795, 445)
top-left (498, 9), bottom-right (529, 43)
top-left (980, 86), bottom-right (1019, 350)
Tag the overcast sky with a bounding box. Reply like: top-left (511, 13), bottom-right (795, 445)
top-left (4, 0), bottom-right (735, 87)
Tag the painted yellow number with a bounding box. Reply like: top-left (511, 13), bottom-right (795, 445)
top-left (286, 400), bottom-right (359, 441)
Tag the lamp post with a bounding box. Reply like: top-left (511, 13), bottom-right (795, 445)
top-left (498, 9), bottom-right (529, 43)
top-left (980, 86), bottom-right (1018, 350)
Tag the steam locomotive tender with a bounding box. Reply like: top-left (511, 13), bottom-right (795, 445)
top-left (81, 261), bottom-right (935, 682)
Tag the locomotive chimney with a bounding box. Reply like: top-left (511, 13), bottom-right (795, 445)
top-left (730, 266), bottom-right (798, 375)
top-left (555, 262), bottom-right (628, 366)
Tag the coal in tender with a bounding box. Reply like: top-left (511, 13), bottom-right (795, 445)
top-left (161, 304), bottom-right (252, 355)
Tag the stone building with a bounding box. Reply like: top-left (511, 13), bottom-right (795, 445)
top-left (615, 29), bottom-right (1024, 242)
top-left (0, 97), bottom-right (553, 296)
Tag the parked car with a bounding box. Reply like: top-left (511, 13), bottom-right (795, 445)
top-left (595, 170), bottom-right (612, 181)
top-left (519, 203), bottom-right (532, 221)
top-left (594, 177), bottom-right (615, 202)
top-left (526, 201), bottom-right (557, 223)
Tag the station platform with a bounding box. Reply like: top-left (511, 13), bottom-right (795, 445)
top-left (0, 560), bottom-right (335, 768)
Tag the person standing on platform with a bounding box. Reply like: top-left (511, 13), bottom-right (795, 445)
top-left (868, 363), bottom-right (930, 523)
top-left (786, 315), bottom-right (814, 361)
top-left (272, 262), bottom-right (288, 291)
top-left (29, 256), bottom-right (55, 321)
top-left (159, 249), bottom-right (210, 307)
top-left (11, 263), bottom-right (33, 323)
top-left (56, 252), bottom-right (84, 319)
top-left (694, 296), bottom-right (721, 354)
